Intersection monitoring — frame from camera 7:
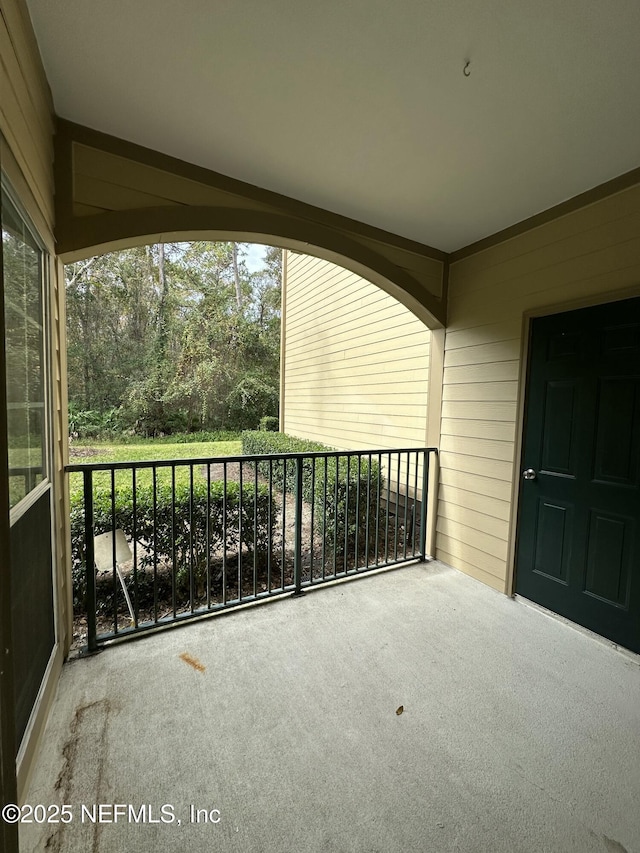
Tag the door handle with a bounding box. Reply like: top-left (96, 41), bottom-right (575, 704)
top-left (522, 468), bottom-right (537, 480)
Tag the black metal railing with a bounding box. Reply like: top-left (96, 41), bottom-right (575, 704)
top-left (66, 447), bottom-right (437, 651)
top-left (9, 465), bottom-right (43, 494)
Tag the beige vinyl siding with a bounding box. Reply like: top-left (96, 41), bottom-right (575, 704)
top-left (72, 143), bottom-right (276, 215)
top-left (0, 0), bottom-right (54, 230)
top-left (438, 180), bottom-right (640, 591)
top-left (73, 170), bottom-right (184, 212)
top-left (282, 252), bottom-right (430, 451)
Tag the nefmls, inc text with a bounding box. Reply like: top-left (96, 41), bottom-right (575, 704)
top-left (81, 804), bottom-right (177, 823)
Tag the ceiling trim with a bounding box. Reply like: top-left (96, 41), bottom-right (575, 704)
top-left (450, 165), bottom-right (640, 264)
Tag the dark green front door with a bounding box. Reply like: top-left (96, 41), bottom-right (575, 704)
top-left (516, 297), bottom-right (640, 653)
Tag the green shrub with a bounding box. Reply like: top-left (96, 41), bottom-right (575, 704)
top-left (259, 416), bottom-right (279, 432)
top-left (172, 430), bottom-right (241, 444)
top-left (71, 477), bottom-right (275, 612)
top-left (241, 431), bottom-right (328, 498)
top-left (118, 380), bottom-right (190, 437)
top-left (225, 375), bottom-right (279, 431)
top-left (313, 455), bottom-right (382, 558)
top-left (242, 431), bottom-right (383, 557)
top-left (68, 405), bottom-right (124, 439)
top-left (242, 430), bottom-right (328, 460)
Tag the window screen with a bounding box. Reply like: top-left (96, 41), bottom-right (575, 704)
top-left (2, 189), bottom-right (47, 509)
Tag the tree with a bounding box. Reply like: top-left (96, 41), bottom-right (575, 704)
top-left (65, 241), bottom-right (282, 435)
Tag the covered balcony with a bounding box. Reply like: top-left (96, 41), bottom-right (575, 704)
top-left (20, 561), bottom-right (640, 853)
top-left (4, 2), bottom-right (640, 851)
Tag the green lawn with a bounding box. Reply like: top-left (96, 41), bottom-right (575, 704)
top-left (9, 445), bottom-right (45, 508)
top-left (68, 438), bottom-right (242, 498)
top-left (70, 438), bottom-right (241, 464)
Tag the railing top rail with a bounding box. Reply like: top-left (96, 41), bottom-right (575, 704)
top-left (65, 446), bottom-right (438, 473)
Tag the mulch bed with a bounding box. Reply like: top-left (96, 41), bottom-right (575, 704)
top-left (69, 446), bottom-right (105, 458)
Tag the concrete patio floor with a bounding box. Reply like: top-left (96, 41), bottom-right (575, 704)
top-left (20, 561), bottom-right (640, 853)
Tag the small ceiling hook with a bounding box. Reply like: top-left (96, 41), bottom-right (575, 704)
top-left (463, 60), bottom-right (471, 77)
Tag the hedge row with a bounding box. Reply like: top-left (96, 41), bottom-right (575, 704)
top-left (258, 416), bottom-right (279, 432)
top-left (70, 478), bottom-right (274, 610)
top-left (242, 431), bottom-right (329, 500)
top-left (242, 430), bottom-right (329, 459)
top-left (241, 431), bottom-right (383, 555)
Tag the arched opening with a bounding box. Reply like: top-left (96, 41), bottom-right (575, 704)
top-left (60, 228), bottom-right (443, 329)
top-left (62, 236), bottom-right (438, 649)
top-left (54, 120), bottom-right (448, 330)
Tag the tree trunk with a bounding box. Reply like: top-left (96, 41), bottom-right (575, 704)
top-left (232, 243), bottom-right (242, 309)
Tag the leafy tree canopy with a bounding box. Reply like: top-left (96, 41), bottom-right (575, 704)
top-left (66, 242), bottom-right (282, 436)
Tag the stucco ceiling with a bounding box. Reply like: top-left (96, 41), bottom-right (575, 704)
top-left (25, 0), bottom-right (640, 253)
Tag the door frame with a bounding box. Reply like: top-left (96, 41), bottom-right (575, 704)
top-left (506, 285), bottom-right (640, 599)
top-left (0, 139), bottom-right (20, 853)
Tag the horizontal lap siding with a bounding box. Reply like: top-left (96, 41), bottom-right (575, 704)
top-left (283, 253), bottom-right (430, 451)
top-left (71, 143), bottom-right (279, 214)
top-left (438, 181), bottom-right (640, 590)
top-left (0, 0), bottom-right (54, 231)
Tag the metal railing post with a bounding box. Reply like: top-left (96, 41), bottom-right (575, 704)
top-left (292, 456), bottom-right (305, 596)
top-left (83, 469), bottom-right (97, 653)
top-left (419, 449), bottom-right (430, 561)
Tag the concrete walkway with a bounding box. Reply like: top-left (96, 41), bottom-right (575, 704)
top-left (20, 561), bottom-right (640, 853)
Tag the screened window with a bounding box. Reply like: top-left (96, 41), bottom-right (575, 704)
top-left (2, 188), bottom-right (47, 509)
